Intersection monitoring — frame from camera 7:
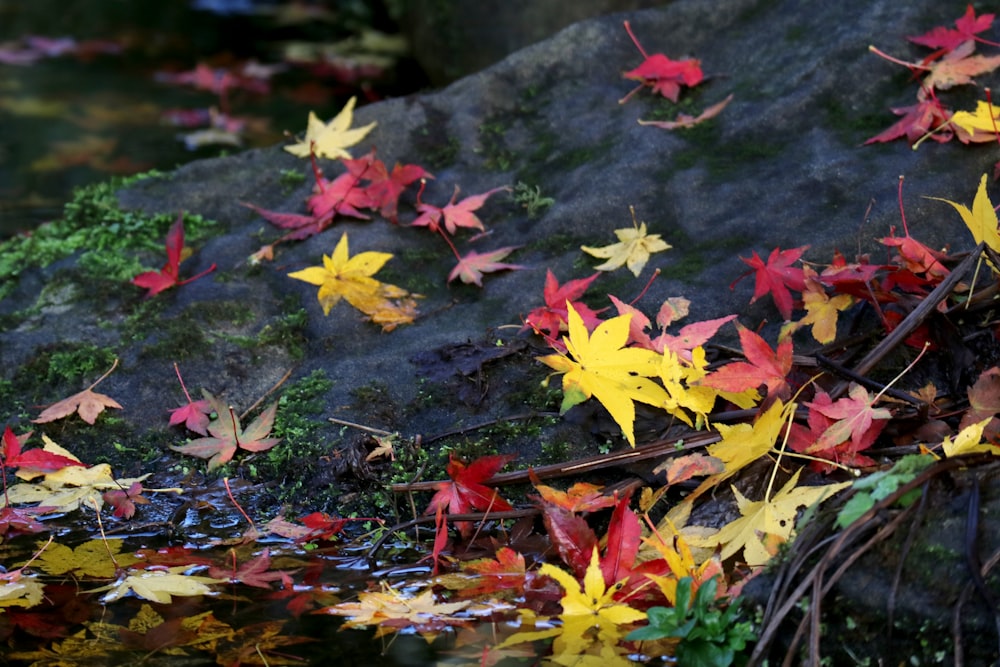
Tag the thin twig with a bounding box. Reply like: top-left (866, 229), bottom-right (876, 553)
top-left (240, 367), bottom-right (294, 420)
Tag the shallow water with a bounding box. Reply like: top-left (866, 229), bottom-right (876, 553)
top-left (0, 0), bottom-right (416, 237)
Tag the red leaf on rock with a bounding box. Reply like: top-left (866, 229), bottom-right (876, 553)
top-left (734, 246), bottom-right (808, 321)
top-left (307, 170), bottom-right (373, 221)
top-left (699, 324), bottom-right (793, 401)
top-left (412, 184), bottom-right (506, 235)
top-left (132, 214), bottom-right (216, 297)
top-left (448, 246), bottom-right (523, 286)
top-left (807, 384), bottom-right (892, 453)
top-left (865, 97), bottom-right (954, 145)
top-left (908, 5), bottom-right (996, 52)
top-left (620, 20), bottom-right (703, 104)
top-left (363, 154), bottom-right (432, 223)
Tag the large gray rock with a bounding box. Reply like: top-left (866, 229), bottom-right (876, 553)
top-left (1, 0), bottom-right (997, 661)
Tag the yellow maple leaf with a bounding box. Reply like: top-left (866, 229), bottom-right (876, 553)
top-left (93, 566), bottom-right (223, 604)
top-left (6, 437), bottom-right (151, 513)
top-left (581, 209), bottom-right (671, 277)
top-left (287, 232), bottom-right (418, 330)
top-left (0, 576), bottom-right (45, 609)
top-left (34, 539), bottom-right (140, 578)
top-left (501, 548), bottom-right (645, 663)
top-left (283, 96), bottom-right (376, 160)
top-left (639, 518), bottom-right (725, 606)
top-left (927, 173), bottom-right (1000, 253)
top-left (942, 418), bottom-right (1000, 457)
top-left (538, 302), bottom-right (668, 446)
top-left (322, 584), bottom-right (471, 639)
top-left (796, 267), bottom-right (853, 344)
top-left (951, 100), bottom-right (1000, 141)
top-left (688, 468), bottom-right (849, 567)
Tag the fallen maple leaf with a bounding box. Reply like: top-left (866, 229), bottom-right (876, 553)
top-left (169, 391), bottom-right (281, 470)
top-left (908, 4), bottom-right (996, 52)
top-left (620, 20), bottom-right (703, 104)
top-left (864, 97), bottom-right (954, 145)
top-left (283, 96), bottom-right (376, 160)
top-left (538, 302), bottom-right (668, 446)
top-left (2, 425), bottom-right (83, 476)
top-left (688, 469), bottom-right (850, 566)
top-left (287, 232), bottom-right (418, 329)
top-left (581, 208), bottom-right (671, 277)
top-left (960, 367), bottom-right (1000, 435)
top-left (699, 324), bottom-right (793, 401)
top-left (321, 583), bottom-right (473, 639)
top-left (951, 100), bottom-right (1000, 142)
top-left (35, 539), bottom-right (140, 578)
top-left (522, 270), bottom-right (604, 343)
top-left (102, 481), bottom-right (149, 519)
top-left (167, 363), bottom-right (211, 435)
top-left (131, 214), bottom-right (216, 297)
top-left (425, 454), bottom-right (515, 538)
top-left (411, 184), bottom-right (507, 235)
top-left (448, 246), bottom-right (523, 286)
top-left (33, 358), bottom-right (122, 425)
top-left (806, 384), bottom-right (892, 455)
top-left (943, 418), bottom-right (1000, 457)
top-left (209, 548), bottom-right (294, 589)
top-left (438, 546), bottom-right (528, 598)
top-left (94, 566), bottom-right (223, 604)
top-left (638, 93), bottom-right (733, 130)
top-left (734, 246), bottom-right (808, 320)
top-left (927, 173), bottom-right (1000, 253)
top-left (530, 471), bottom-right (616, 513)
top-left (795, 266), bottom-right (854, 344)
top-left (363, 152), bottom-right (432, 222)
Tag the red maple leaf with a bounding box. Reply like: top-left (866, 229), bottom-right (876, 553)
top-left (599, 494), bottom-right (641, 590)
top-left (620, 20), bottom-right (703, 104)
top-left (425, 454), bottom-right (515, 538)
top-left (411, 184), bottom-right (506, 235)
top-left (132, 214), bottom-right (216, 297)
top-left (209, 548), bottom-right (295, 589)
top-left (733, 245), bottom-right (809, 321)
top-left (908, 5), bottom-right (997, 52)
top-left (1, 426), bottom-right (82, 475)
top-left (448, 246), bottom-right (523, 286)
top-left (789, 387), bottom-right (886, 471)
top-left (361, 152), bottom-right (432, 223)
top-left (699, 324), bottom-right (793, 400)
top-left (817, 250), bottom-right (888, 301)
top-left (540, 504), bottom-right (597, 578)
top-left (0, 506), bottom-right (48, 538)
top-left (523, 270), bottom-right (604, 342)
top-left (455, 547), bottom-right (527, 598)
top-left (102, 481), bottom-right (149, 519)
top-left (806, 384), bottom-right (892, 454)
top-left (865, 96), bottom-right (954, 146)
top-left (167, 363), bottom-right (212, 435)
top-left (307, 169), bottom-right (374, 221)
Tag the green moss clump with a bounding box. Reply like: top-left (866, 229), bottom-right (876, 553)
top-left (0, 173), bottom-right (218, 299)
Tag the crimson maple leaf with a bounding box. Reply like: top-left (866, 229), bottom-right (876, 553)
top-left (522, 270), bottom-right (604, 343)
top-left (806, 384), bottom-right (892, 455)
top-left (307, 169), bottom-right (374, 220)
top-left (789, 388), bottom-right (885, 471)
top-left (539, 504), bottom-right (598, 578)
top-left (620, 20), bottom-right (703, 104)
top-left (425, 454), bottom-right (515, 537)
top-left (699, 324), bottom-right (793, 401)
top-left (102, 481), bottom-right (149, 519)
top-left (132, 214), bottom-right (216, 297)
top-left (363, 154), bottom-right (432, 223)
top-left (908, 5), bottom-right (996, 52)
top-left (448, 246), bottom-right (523, 286)
top-left (411, 184), bottom-right (506, 235)
top-left (734, 245), bottom-right (808, 320)
top-left (865, 96), bottom-right (954, 145)
top-left (599, 494), bottom-right (641, 590)
top-left (1, 426), bottom-right (82, 474)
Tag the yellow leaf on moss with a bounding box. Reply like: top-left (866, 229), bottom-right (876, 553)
top-left (538, 303), bottom-right (667, 446)
top-left (284, 96), bottom-right (376, 160)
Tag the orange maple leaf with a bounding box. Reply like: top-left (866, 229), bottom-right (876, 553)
top-left (698, 324), bottom-right (793, 401)
top-left (33, 359), bottom-right (122, 425)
